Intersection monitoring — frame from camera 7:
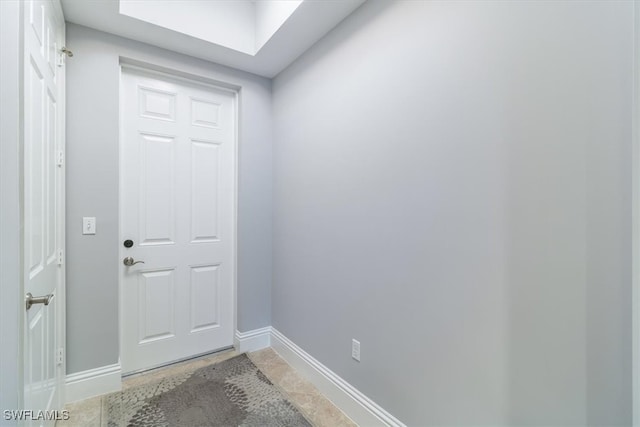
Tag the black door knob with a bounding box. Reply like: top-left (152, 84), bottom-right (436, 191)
top-left (124, 239), bottom-right (134, 248)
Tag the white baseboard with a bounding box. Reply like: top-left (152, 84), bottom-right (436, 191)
top-left (234, 327), bottom-right (271, 353)
top-left (270, 328), bottom-right (405, 427)
top-left (65, 363), bottom-right (122, 403)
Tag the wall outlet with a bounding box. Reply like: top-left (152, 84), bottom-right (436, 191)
top-left (352, 339), bottom-right (361, 362)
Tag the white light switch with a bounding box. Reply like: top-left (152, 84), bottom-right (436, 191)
top-left (83, 217), bottom-right (96, 235)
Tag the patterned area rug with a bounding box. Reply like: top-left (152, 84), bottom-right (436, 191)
top-left (103, 354), bottom-right (311, 427)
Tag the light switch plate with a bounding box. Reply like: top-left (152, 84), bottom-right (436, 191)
top-left (83, 217), bottom-right (96, 235)
top-left (352, 339), bottom-right (360, 362)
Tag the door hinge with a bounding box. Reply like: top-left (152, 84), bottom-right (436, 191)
top-left (56, 150), bottom-right (64, 167)
top-left (57, 249), bottom-right (63, 266)
top-left (56, 348), bottom-right (64, 365)
top-left (58, 46), bottom-right (73, 67)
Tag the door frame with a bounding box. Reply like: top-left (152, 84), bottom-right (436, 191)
top-left (0, 0), bottom-right (66, 416)
top-left (23, 0), bottom-right (67, 412)
top-left (634, 1), bottom-right (640, 425)
top-left (0, 0), bottom-right (24, 416)
top-left (117, 60), bottom-right (239, 374)
top-left (634, 2), bottom-right (640, 425)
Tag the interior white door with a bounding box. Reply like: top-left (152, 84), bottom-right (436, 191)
top-left (23, 0), bottom-right (65, 423)
top-left (120, 68), bottom-right (236, 374)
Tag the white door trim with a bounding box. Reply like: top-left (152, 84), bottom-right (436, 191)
top-left (20, 0), bottom-right (66, 415)
top-left (117, 60), bottom-right (239, 375)
top-left (54, 0), bottom-right (68, 407)
top-left (0, 0), bottom-right (24, 416)
top-left (633, 2), bottom-right (640, 425)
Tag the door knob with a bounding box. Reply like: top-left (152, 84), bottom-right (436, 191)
top-left (123, 256), bottom-right (145, 266)
top-left (26, 293), bottom-right (52, 310)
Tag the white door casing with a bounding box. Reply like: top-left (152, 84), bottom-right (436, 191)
top-left (23, 0), bottom-right (66, 423)
top-left (120, 67), bottom-right (236, 374)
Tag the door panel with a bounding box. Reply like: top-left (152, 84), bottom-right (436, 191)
top-left (23, 0), bottom-right (65, 423)
top-left (121, 69), bottom-right (235, 374)
top-left (138, 269), bottom-right (176, 344)
top-left (26, 57), bottom-right (45, 279)
top-left (139, 133), bottom-right (176, 245)
top-left (190, 265), bottom-right (220, 332)
top-left (191, 140), bottom-right (221, 242)
top-left (139, 87), bottom-right (176, 121)
top-left (46, 89), bottom-right (57, 264)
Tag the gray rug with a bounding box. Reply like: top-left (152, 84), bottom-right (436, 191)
top-left (104, 354), bottom-right (312, 427)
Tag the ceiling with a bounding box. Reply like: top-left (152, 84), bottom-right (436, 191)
top-left (60, 0), bottom-right (365, 78)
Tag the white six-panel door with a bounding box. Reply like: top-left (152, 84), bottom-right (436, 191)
top-left (120, 68), bottom-right (236, 374)
top-left (23, 0), bottom-right (65, 424)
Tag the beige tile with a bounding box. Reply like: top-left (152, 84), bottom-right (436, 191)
top-left (249, 347), bottom-right (282, 366)
top-left (294, 391), bottom-right (357, 426)
top-left (309, 398), bottom-right (358, 427)
top-left (255, 359), bottom-right (291, 383)
top-left (249, 349), bottom-right (356, 427)
top-left (249, 349), bottom-right (290, 375)
top-left (57, 395), bottom-right (101, 427)
top-left (287, 390), bottom-right (327, 417)
top-left (277, 369), bottom-right (315, 394)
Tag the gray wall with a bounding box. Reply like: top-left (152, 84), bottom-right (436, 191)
top-left (0, 0), bottom-right (22, 420)
top-left (66, 24), bottom-right (272, 374)
top-left (272, 1), bottom-right (633, 425)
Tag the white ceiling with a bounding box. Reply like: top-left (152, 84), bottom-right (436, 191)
top-left (60, 0), bottom-right (365, 78)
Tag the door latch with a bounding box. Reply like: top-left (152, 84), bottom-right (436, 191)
top-left (123, 257), bottom-right (145, 266)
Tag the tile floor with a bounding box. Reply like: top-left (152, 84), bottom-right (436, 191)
top-left (57, 348), bottom-right (356, 427)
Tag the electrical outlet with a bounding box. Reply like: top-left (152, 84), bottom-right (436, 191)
top-left (352, 339), bottom-right (361, 362)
